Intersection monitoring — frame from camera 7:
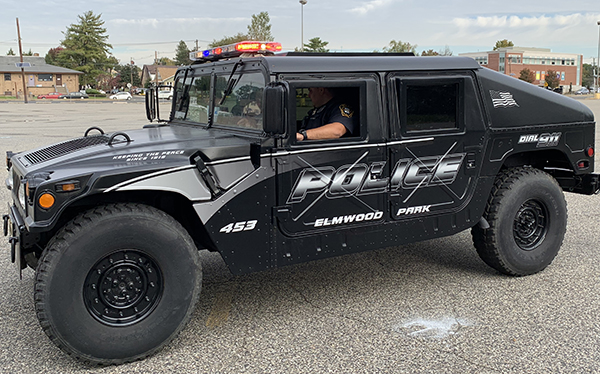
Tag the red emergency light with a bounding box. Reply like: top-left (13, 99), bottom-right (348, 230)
top-left (190, 41), bottom-right (282, 62)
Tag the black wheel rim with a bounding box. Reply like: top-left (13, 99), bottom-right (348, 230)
top-left (513, 199), bottom-right (549, 250)
top-left (84, 250), bottom-right (163, 326)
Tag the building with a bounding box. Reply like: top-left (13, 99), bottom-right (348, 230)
top-left (0, 56), bottom-right (83, 97)
top-left (141, 65), bottom-right (178, 88)
top-left (460, 47), bottom-right (583, 89)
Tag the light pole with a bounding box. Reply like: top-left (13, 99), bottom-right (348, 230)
top-left (596, 20), bottom-right (600, 97)
top-left (300, 0), bottom-right (307, 52)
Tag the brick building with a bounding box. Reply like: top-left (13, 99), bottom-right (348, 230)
top-left (0, 56), bottom-right (83, 98)
top-left (460, 47), bottom-right (583, 90)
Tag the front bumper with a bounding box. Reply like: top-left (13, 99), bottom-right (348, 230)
top-left (3, 204), bottom-right (27, 277)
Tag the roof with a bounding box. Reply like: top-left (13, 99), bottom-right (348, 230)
top-left (142, 65), bottom-right (178, 78)
top-left (197, 55), bottom-right (481, 74)
top-left (0, 56), bottom-right (83, 74)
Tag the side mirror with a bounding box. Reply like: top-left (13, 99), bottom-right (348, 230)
top-left (263, 83), bottom-right (286, 136)
top-left (145, 87), bottom-right (156, 122)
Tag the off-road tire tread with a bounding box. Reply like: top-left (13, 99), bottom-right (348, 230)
top-left (471, 167), bottom-right (567, 276)
top-left (34, 203), bottom-right (201, 366)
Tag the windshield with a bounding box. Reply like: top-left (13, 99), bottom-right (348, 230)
top-left (214, 72), bottom-right (264, 130)
top-left (173, 69), bottom-right (266, 131)
top-left (185, 76), bottom-right (211, 124)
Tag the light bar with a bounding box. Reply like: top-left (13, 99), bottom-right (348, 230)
top-left (190, 41), bottom-right (282, 62)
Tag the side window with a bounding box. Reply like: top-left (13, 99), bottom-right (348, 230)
top-left (294, 85), bottom-right (362, 141)
top-left (397, 79), bottom-right (461, 134)
top-left (214, 72), bottom-right (265, 130)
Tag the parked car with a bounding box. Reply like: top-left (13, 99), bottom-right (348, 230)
top-left (59, 92), bottom-right (89, 99)
top-left (575, 87), bottom-right (590, 95)
top-left (109, 92), bottom-right (132, 100)
top-left (157, 90), bottom-right (173, 100)
top-left (37, 92), bottom-right (62, 99)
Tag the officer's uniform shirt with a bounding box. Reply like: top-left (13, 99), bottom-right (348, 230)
top-left (300, 99), bottom-right (357, 136)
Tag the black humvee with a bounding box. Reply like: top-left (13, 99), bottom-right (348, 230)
top-left (4, 42), bottom-right (598, 364)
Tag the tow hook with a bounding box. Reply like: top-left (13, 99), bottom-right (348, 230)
top-left (9, 236), bottom-right (18, 263)
top-left (2, 214), bottom-right (9, 236)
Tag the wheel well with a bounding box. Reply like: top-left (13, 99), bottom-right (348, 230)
top-left (43, 190), bottom-right (217, 253)
top-left (501, 149), bottom-right (572, 171)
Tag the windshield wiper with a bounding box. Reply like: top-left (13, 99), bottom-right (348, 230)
top-left (218, 60), bottom-right (244, 106)
top-left (177, 67), bottom-right (194, 113)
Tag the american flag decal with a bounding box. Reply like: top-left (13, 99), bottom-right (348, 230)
top-left (489, 90), bottom-right (519, 108)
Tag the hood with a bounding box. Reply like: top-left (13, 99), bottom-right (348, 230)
top-left (10, 125), bottom-right (259, 187)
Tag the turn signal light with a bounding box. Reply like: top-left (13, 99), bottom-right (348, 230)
top-left (55, 181), bottom-right (81, 192)
top-left (586, 146), bottom-right (594, 157)
top-left (38, 193), bottom-right (55, 209)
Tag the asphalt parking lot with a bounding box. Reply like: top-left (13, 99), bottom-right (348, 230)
top-left (1, 100), bottom-right (600, 373)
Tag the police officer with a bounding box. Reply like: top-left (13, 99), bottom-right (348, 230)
top-left (296, 87), bottom-right (357, 141)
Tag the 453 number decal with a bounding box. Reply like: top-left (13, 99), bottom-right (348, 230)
top-left (219, 220), bottom-right (258, 234)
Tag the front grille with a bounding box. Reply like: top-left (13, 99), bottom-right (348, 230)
top-left (22, 135), bottom-right (110, 166)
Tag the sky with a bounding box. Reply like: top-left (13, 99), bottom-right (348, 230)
top-left (1, 0), bottom-right (600, 66)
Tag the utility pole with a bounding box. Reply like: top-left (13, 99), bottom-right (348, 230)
top-left (130, 57), bottom-right (134, 92)
top-left (16, 18), bottom-right (28, 103)
top-left (300, 0), bottom-right (307, 52)
top-left (195, 40), bottom-right (199, 52)
top-left (154, 51), bottom-right (158, 87)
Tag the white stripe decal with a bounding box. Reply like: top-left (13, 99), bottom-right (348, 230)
top-left (104, 164), bottom-right (195, 192)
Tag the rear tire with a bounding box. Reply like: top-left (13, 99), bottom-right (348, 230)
top-left (472, 167), bottom-right (567, 276)
top-left (35, 203), bottom-right (201, 365)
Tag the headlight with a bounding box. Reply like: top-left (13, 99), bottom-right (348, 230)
top-left (18, 183), bottom-right (26, 208)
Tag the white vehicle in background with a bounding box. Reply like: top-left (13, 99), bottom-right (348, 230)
top-left (109, 92), bottom-right (132, 100)
top-left (157, 90), bottom-right (173, 100)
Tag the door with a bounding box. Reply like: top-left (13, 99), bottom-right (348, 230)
top-left (56, 74), bottom-right (62, 87)
top-left (387, 73), bottom-right (485, 223)
top-left (275, 78), bottom-right (386, 237)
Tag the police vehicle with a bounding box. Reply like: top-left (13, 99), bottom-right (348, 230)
top-left (3, 41), bottom-right (599, 364)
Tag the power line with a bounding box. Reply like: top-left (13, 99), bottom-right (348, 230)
top-left (0, 39), bottom-right (208, 47)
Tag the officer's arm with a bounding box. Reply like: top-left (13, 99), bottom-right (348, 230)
top-left (296, 122), bottom-right (347, 141)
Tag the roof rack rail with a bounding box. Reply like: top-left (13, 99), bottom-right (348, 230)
top-left (280, 52), bottom-right (415, 57)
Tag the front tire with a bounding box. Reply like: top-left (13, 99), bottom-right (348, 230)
top-left (35, 204), bottom-right (201, 365)
top-left (472, 167), bottom-right (567, 276)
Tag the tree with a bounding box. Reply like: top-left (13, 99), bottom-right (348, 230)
top-left (6, 48), bottom-right (15, 56)
top-left (247, 11), bottom-right (273, 41)
top-left (175, 40), bottom-right (191, 66)
top-left (493, 39), bottom-right (514, 51)
top-left (115, 64), bottom-right (142, 87)
top-left (421, 46), bottom-right (453, 56)
top-left (157, 57), bottom-right (175, 66)
top-left (382, 40), bottom-right (417, 54)
top-left (303, 37), bottom-right (329, 53)
top-left (582, 63), bottom-right (594, 88)
top-left (518, 68), bottom-right (535, 83)
top-left (545, 69), bottom-right (560, 89)
top-left (45, 47), bottom-right (64, 65)
top-left (438, 45), bottom-right (453, 56)
top-left (56, 11), bottom-right (115, 86)
top-left (209, 32), bottom-right (248, 48)
top-left (421, 49), bottom-right (439, 56)
top-left (24, 49), bottom-right (33, 56)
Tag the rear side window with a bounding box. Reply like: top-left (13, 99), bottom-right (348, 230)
top-left (396, 79), bottom-right (462, 134)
